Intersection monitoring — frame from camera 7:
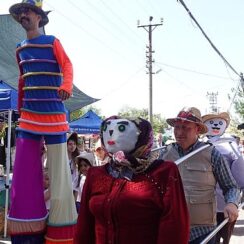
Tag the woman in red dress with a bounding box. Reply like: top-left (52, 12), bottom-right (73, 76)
top-left (74, 116), bottom-right (189, 244)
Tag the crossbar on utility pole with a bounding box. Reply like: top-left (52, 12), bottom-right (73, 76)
top-left (138, 16), bottom-right (163, 124)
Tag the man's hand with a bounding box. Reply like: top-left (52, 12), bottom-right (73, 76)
top-left (224, 202), bottom-right (239, 222)
top-left (58, 89), bottom-right (70, 101)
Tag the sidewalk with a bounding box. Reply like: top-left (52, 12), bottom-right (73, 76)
top-left (0, 235), bottom-right (10, 244)
top-left (0, 209), bottom-right (243, 243)
top-left (230, 208), bottom-right (244, 244)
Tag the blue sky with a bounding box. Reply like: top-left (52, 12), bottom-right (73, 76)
top-left (1, 0), bottom-right (244, 119)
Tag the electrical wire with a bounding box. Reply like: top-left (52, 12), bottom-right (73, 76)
top-left (177, 0), bottom-right (241, 79)
top-left (45, 2), bottom-right (132, 61)
top-left (100, 0), bottom-right (145, 42)
top-left (177, 0), bottom-right (243, 111)
top-left (67, 0), bottom-right (143, 56)
top-left (84, 0), bottom-right (145, 47)
top-left (155, 61), bottom-right (237, 81)
top-left (95, 66), bottom-right (145, 100)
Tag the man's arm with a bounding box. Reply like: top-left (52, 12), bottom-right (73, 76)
top-left (53, 38), bottom-right (73, 100)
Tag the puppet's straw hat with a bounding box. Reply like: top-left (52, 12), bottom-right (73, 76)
top-left (202, 112), bottom-right (230, 128)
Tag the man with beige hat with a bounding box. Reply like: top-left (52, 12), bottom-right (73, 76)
top-left (159, 107), bottom-right (240, 244)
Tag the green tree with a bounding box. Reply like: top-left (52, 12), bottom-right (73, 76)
top-left (231, 85), bottom-right (244, 120)
top-left (227, 82), bottom-right (244, 137)
top-left (70, 105), bottom-right (103, 122)
top-left (118, 106), bottom-right (167, 134)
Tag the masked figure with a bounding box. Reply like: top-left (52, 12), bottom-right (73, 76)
top-left (74, 116), bottom-right (190, 244)
top-left (203, 112), bottom-right (244, 244)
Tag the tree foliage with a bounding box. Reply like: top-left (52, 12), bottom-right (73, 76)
top-left (118, 106), bottom-right (168, 134)
top-left (228, 83), bottom-right (244, 137)
top-left (232, 85), bottom-right (244, 120)
top-left (70, 105), bottom-right (103, 122)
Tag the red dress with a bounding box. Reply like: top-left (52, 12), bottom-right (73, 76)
top-left (74, 160), bottom-right (189, 244)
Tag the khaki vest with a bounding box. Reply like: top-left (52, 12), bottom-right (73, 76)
top-left (162, 144), bottom-right (217, 227)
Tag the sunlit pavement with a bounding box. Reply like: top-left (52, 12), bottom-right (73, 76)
top-left (0, 238), bottom-right (10, 244)
top-left (0, 209), bottom-right (243, 244)
top-left (230, 208), bottom-right (244, 244)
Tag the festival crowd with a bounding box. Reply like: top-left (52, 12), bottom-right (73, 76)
top-left (0, 1), bottom-right (244, 244)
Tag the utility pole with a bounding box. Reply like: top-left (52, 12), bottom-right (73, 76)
top-left (138, 16), bottom-right (163, 124)
top-left (206, 92), bottom-right (219, 113)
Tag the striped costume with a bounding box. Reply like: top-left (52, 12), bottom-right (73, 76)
top-left (8, 34), bottom-right (77, 244)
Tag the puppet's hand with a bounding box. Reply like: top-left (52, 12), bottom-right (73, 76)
top-left (58, 89), bottom-right (70, 100)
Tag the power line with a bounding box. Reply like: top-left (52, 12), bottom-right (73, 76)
top-left (155, 61), bottom-right (237, 81)
top-left (82, 66), bottom-right (145, 101)
top-left (177, 0), bottom-right (241, 79)
top-left (135, 0), bottom-right (151, 16)
top-left (177, 0), bottom-right (243, 111)
top-left (85, 0), bottom-right (145, 47)
top-left (45, 2), bottom-right (131, 61)
top-left (66, 0), bottom-right (143, 56)
top-left (100, 0), bottom-right (145, 42)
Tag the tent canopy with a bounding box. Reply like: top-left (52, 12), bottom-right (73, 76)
top-left (0, 89), bottom-right (12, 111)
top-left (0, 14), bottom-right (99, 115)
top-left (69, 110), bottom-right (103, 134)
top-left (0, 80), bottom-right (17, 111)
top-left (0, 81), bottom-right (19, 122)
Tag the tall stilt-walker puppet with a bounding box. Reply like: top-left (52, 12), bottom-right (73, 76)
top-left (8, 1), bottom-right (77, 243)
top-left (202, 112), bottom-right (244, 244)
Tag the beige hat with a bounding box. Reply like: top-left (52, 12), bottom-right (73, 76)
top-left (202, 112), bottom-right (230, 128)
top-left (76, 152), bottom-right (95, 166)
top-left (166, 107), bottom-right (208, 134)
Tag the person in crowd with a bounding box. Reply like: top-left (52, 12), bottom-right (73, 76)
top-left (73, 151), bottom-right (95, 213)
top-left (8, 1), bottom-right (77, 243)
top-left (157, 133), bottom-right (165, 147)
top-left (159, 107), bottom-right (240, 244)
top-left (0, 116), bottom-right (15, 171)
top-left (67, 132), bottom-right (80, 182)
top-left (202, 112), bottom-right (244, 244)
top-left (74, 116), bottom-right (190, 244)
top-left (77, 136), bottom-right (84, 152)
top-left (94, 146), bottom-right (109, 165)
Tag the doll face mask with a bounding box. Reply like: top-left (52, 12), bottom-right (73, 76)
top-left (102, 118), bottom-right (139, 154)
top-left (204, 118), bottom-right (227, 136)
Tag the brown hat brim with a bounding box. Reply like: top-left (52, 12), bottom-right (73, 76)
top-left (9, 3), bottom-right (49, 27)
top-left (166, 118), bottom-right (208, 134)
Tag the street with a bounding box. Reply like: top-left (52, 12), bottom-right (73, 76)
top-left (230, 207), bottom-right (244, 244)
top-left (0, 209), bottom-right (244, 243)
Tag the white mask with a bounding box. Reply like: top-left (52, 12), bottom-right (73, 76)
top-left (204, 118), bottom-right (227, 136)
top-left (102, 118), bottom-right (139, 154)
